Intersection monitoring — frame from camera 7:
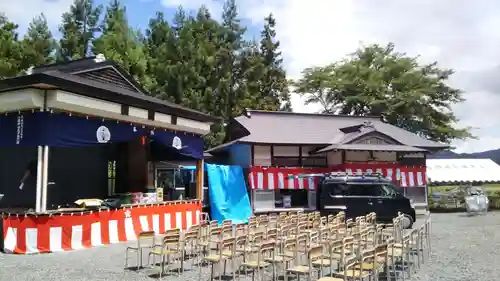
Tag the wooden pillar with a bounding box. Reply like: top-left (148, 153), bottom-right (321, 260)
top-left (39, 146), bottom-right (50, 212)
top-left (35, 146), bottom-right (43, 213)
top-left (146, 162), bottom-right (155, 189)
top-left (195, 159), bottom-right (204, 201)
top-left (127, 138), bottom-right (148, 191)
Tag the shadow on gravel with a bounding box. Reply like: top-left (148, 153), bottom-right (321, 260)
top-left (430, 209), bottom-right (500, 213)
top-left (456, 213), bottom-right (489, 218)
top-left (124, 266), bottom-right (147, 271)
top-left (148, 268), bottom-right (184, 278)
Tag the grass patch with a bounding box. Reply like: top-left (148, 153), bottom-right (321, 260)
top-left (429, 184), bottom-right (500, 212)
top-left (430, 184), bottom-right (500, 193)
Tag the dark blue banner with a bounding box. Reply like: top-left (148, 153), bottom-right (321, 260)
top-left (0, 111), bottom-right (204, 159)
top-left (150, 130), bottom-right (204, 159)
top-left (0, 112), bottom-right (47, 147)
top-left (43, 113), bottom-right (148, 147)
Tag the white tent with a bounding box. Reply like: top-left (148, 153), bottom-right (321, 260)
top-left (426, 158), bottom-right (500, 184)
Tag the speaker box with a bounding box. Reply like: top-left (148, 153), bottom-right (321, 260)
top-left (185, 182), bottom-right (197, 199)
top-left (102, 198), bottom-right (121, 209)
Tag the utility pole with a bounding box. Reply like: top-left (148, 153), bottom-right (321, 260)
top-left (82, 0), bottom-right (87, 58)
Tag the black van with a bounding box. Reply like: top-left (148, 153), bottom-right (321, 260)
top-left (316, 173), bottom-right (416, 228)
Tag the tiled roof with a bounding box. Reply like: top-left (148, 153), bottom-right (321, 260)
top-left (233, 110), bottom-right (447, 148)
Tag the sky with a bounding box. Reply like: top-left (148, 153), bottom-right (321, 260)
top-left (2, 0), bottom-right (500, 154)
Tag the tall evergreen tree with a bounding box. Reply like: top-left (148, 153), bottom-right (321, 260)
top-left (147, 6), bottom-right (190, 104)
top-left (144, 6), bottom-right (227, 148)
top-left (234, 40), bottom-right (266, 112)
top-left (21, 14), bottom-right (56, 69)
top-left (218, 0), bottom-right (247, 120)
top-left (145, 11), bottom-right (176, 99)
top-left (197, 0), bottom-right (249, 147)
top-left (92, 0), bottom-right (149, 89)
top-left (192, 6), bottom-right (224, 116)
top-left (57, 0), bottom-right (102, 61)
top-left (170, 8), bottom-right (199, 105)
top-left (176, 8), bottom-right (219, 112)
top-left (259, 13), bottom-right (292, 111)
top-left (0, 14), bottom-right (23, 78)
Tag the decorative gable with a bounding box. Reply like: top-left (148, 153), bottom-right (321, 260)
top-left (33, 55), bottom-right (145, 94)
top-left (75, 66), bottom-right (143, 93)
top-left (351, 134), bottom-right (398, 145)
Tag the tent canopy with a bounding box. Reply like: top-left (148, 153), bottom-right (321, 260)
top-left (426, 158), bottom-right (500, 184)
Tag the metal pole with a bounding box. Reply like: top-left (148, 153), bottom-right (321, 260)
top-left (35, 146), bottom-right (43, 213)
top-left (82, 0), bottom-right (87, 57)
top-left (200, 159), bottom-right (205, 202)
top-left (41, 146), bottom-right (50, 212)
top-left (425, 184), bottom-right (429, 211)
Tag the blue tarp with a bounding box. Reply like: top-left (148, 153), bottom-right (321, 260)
top-left (206, 164), bottom-right (252, 224)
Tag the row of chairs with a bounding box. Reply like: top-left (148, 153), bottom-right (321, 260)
top-left (125, 211), bottom-right (431, 281)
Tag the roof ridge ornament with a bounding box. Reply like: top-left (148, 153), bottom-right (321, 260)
top-left (362, 121), bottom-right (374, 128)
top-left (243, 108), bottom-right (251, 118)
top-left (26, 66), bottom-right (34, 75)
top-left (94, 54), bottom-right (106, 63)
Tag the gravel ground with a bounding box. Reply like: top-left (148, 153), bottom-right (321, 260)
top-left (1, 213), bottom-right (499, 281)
top-left (410, 212), bottom-right (500, 281)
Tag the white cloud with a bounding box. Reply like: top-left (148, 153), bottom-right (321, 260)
top-left (0, 0), bottom-right (73, 32)
top-left (164, 0), bottom-right (500, 154)
top-left (161, 0), bottom-right (224, 18)
top-left (5, 0), bottom-right (499, 154)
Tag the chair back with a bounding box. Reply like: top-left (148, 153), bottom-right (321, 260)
top-left (222, 219), bottom-right (232, 227)
top-left (374, 243), bottom-right (389, 265)
top-left (235, 223), bottom-right (247, 236)
top-left (336, 211), bottom-right (346, 223)
top-left (282, 237), bottom-right (297, 259)
top-left (234, 235), bottom-right (247, 251)
top-left (258, 241), bottom-right (276, 264)
top-left (209, 220), bottom-right (219, 229)
top-left (366, 212), bottom-right (376, 225)
top-left (251, 231), bottom-right (265, 245)
top-left (222, 224), bottom-right (233, 238)
top-left (266, 228), bottom-right (278, 241)
top-left (184, 225), bottom-right (200, 241)
top-left (342, 236), bottom-right (356, 260)
top-left (307, 244), bottom-right (324, 268)
top-left (137, 231), bottom-right (155, 248)
top-left (218, 237), bottom-right (236, 258)
top-left (162, 230), bottom-right (181, 251)
top-left (357, 247), bottom-right (376, 277)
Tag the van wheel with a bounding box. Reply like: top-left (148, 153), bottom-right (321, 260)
top-left (402, 214), bottom-right (414, 229)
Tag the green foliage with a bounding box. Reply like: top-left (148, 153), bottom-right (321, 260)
top-left (21, 14), bottom-right (56, 69)
top-left (0, 1), bottom-right (471, 150)
top-left (92, 0), bottom-right (149, 88)
top-left (143, 2), bottom-right (291, 148)
top-left (57, 0), bottom-right (102, 61)
top-left (0, 14), bottom-right (23, 78)
top-left (259, 13), bottom-right (291, 112)
top-left (0, 0), bottom-right (293, 140)
top-left (293, 43), bottom-right (472, 144)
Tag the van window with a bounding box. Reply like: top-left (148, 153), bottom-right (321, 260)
top-left (380, 184), bottom-right (398, 196)
top-left (348, 184), bottom-right (376, 196)
top-left (347, 184), bottom-right (390, 197)
top-left (322, 182), bottom-right (395, 197)
top-left (322, 183), bottom-right (349, 196)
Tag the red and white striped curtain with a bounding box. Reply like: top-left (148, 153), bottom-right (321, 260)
top-left (248, 164), bottom-right (426, 190)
